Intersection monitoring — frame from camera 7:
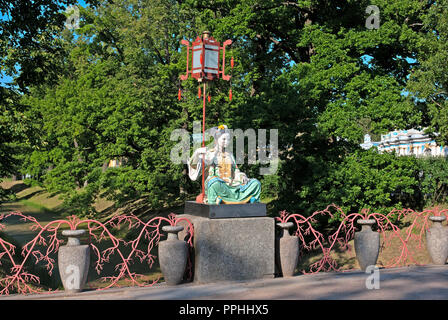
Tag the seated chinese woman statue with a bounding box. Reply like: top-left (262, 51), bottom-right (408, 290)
top-left (187, 125), bottom-right (262, 204)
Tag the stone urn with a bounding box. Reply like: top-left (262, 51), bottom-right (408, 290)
top-left (276, 222), bottom-right (299, 277)
top-left (426, 216), bottom-right (448, 265)
top-left (354, 219), bottom-right (380, 271)
top-left (158, 225), bottom-right (188, 285)
top-left (58, 229), bottom-right (90, 293)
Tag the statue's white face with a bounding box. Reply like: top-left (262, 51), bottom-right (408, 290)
top-left (217, 133), bottom-right (231, 149)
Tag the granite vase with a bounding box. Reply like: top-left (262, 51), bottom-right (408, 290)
top-left (58, 229), bottom-right (90, 293)
top-left (426, 216), bottom-right (448, 265)
top-left (276, 222), bottom-right (299, 277)
top-left (354, 219), bottom-right (380, 271)
top-left (158, 225), bottom-right (188, 285)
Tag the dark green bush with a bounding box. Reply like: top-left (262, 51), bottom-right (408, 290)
top-left (416, 156), bottom-right (448, 207)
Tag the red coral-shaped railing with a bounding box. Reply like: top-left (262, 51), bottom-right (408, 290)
top-left (276, 204), bottom-right (447, 274)
top-left (0, 204), bottom-right (445, 296)
top-left (0, 211), bottom-right (193, 295)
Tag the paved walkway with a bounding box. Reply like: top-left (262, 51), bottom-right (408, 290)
top-left (2, 264), bottom-right (448, 300)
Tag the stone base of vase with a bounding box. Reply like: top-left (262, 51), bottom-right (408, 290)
top-left (58, 244), bottom-right (90, 293)
top-left (426, 216), bottom-right (448, 265)
top-left (277, 222), bottom-right (299, 277)
top-left (354, 229), bottom-right (380, 271)
top-left (177, 214), bottom-right (275, 284)
top-left (159, 226), bottom-right (188, 286)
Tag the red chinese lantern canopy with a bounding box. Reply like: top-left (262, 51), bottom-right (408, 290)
top-left (178, 31), bottom-right (234, 203)
top-left (180, 31), bottom-right (233, 83)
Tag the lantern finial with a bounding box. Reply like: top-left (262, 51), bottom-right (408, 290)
top-left (202, 31), bottom-right (211, 39)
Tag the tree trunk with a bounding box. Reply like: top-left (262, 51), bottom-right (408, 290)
top-left (102, 160), bottom-right (109, 172)
top-left (73, 138), bottom-right (83, 163)
top-left (180, 107), bottom-right (189, 196)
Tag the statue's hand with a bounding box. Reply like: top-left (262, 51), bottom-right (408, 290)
top-left (194, 147), bottom-right (207, 159)
top-left (236, 170), bottom-right (248, 184)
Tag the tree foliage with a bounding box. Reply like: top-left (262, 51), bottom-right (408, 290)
top-left (407, 0), bottom-right (448, 144)
top-left (0, 0), bottom-right (89, 202)
top-left (1, 0), bottom-right (447, 217)
top-left (417, 157), bottom-right (448, 206)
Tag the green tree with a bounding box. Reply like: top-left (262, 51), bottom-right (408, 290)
top-left (1, 0), bottom-right (91, 202)
top-left (20, 0), bottom-right (207, 215)
top-left (19, 0), bottom-right (445, 219)
top-left (407, 0), bottom-right (448, 145)
top-left (186, 0), bottom-right (429, 215)
top-left (417, 157), bottom-right (448, 206)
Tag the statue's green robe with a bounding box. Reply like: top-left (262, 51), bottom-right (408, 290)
top-left (188, 150), bottom-right (261, 204)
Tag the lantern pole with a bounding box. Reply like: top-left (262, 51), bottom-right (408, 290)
top-left (178, 30), bottom-right (233, 204)
top-left (197, 31), bottom-right (209, 203)
top-left (199, 80), bottom-right (206, 203)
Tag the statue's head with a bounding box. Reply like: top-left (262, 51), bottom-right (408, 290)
top-left (211, 125), bottom-right (231, 149)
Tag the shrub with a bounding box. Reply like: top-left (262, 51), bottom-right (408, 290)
top-left (416, 156), bottom-right (448, 206)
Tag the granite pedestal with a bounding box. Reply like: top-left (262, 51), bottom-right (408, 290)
top-left (184, 200), bottom-right (267, 219)
top-left (178, 208), bottom-right (275, 284)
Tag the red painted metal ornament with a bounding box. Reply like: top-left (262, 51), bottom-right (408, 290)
top-left (180, 32), bottom-right (232, 82)
top-left (179, 31), bottom-right (233, 203)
